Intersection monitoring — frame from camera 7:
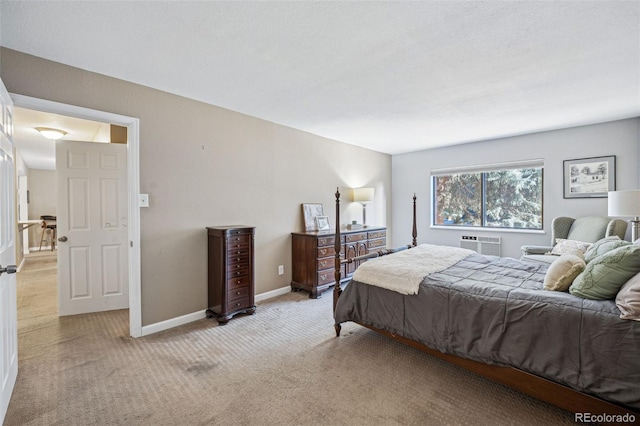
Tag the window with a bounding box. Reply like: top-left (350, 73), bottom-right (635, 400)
top-left (432, 160), bottom-right (543, 230)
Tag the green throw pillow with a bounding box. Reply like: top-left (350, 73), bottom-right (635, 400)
top-left (583, 236), bottom-right (631, 263)
top-left (570, 245), bottom-right (640, 300)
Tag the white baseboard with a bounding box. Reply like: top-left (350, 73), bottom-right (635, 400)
top-left (255, 285), bottom-right (291, 302)
top-left (140, 309), bottom-right (207, 337)
top-left (16, 257), bottom-right (26, 272)
top-left (28, 246), bottom-right (54, 252)
top-left (140, 285), bottom-right (292, 336)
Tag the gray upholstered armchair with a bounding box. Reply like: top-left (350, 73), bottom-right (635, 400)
top-left (520, 216), bottom-right (628, 264)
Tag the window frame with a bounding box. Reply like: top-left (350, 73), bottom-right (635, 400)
top-left (431, 160), bottom-right (544, 231)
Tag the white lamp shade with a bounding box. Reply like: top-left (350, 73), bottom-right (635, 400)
top-left (353, 187), bottom-right (374, 203)
top-left (608, 190), bottom-right (640, 217)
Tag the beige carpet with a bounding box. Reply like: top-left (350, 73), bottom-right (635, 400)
top-left (5, 252), bottom-right (574, 425)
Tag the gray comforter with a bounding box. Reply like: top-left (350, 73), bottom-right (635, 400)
top-left (334, 253), bottom-right (640, 409)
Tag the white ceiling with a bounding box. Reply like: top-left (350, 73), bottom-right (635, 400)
top-left (12, 108), bottom-right (109, 170)
top-left (2, 1), bottom-right (639, 155)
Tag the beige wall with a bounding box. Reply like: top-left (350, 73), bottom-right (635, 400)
top-left (26, 168), bottom-right (56, 249)
top-left (0, 48), bottom-right (392, 326)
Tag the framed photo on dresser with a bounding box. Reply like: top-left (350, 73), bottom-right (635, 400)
top-left (302, 203), bottom-right (324, 231)
top-left (315, 216), bottom-right (330, 231)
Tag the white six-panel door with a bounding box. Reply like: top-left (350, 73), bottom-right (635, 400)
top-left (0, 79), bottom-right (18, 424)
top-left (56, 140), bottom-right (128, 316)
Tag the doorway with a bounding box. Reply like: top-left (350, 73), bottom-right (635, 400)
top-left (11, 94), bottom-right (142, 337)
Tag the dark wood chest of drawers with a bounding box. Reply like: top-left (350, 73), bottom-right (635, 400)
top-left (291, 227), bottom-right (386, 298)
top-left (206, 226), bottom-right (256, 324)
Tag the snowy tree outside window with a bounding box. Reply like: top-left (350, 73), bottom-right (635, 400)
top-left (432, 164), bottom-right (543, 230)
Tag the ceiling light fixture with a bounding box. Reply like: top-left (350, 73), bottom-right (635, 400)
top-left (35, 127), bottom-right (67, 140)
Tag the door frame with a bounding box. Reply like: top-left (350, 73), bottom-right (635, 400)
top-left (10, 94), bottom-right (142, 337)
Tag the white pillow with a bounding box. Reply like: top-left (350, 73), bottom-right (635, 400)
top-left (616, 273), bottom-right (640, 320)
top-left (544, 251), bottom-right (586, 291)
top-left (550, 239), bottom-right (593, 256)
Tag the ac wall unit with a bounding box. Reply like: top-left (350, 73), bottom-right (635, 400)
top-left (459, 235), bottom-right (501, 256)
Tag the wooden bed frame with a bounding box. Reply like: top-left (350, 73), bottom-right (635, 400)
top-left (331, 188), bottom-right (639, 418)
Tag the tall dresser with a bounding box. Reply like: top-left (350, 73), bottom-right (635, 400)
top-left (291, 227), bottom-right (386, 298)
top-left (206, 226), bottom-right (256, 324)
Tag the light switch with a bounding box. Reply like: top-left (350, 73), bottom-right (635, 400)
top-left (139, 194), bottom-right (149, 208)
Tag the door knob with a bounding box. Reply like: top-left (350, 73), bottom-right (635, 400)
top-left (58, 236), bottom-right (68, 242)
top-left (0, 264), bottom-right (17, 275)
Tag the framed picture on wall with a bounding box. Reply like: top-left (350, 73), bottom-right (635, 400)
top-left (302, 203), bottom-right (324, 232)
top-left (563, 155), bottom-right (615, 199)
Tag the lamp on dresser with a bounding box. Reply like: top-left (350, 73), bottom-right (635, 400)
top-left (608, 189), bottom-right (640, 242)
top-left (352, 187), bottom-right (374, 226)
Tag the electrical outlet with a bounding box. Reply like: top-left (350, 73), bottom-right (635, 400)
top-left (278, 265), bottom-right (284, 275)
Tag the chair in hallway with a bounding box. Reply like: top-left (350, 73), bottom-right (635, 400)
top-left (39, 215), bottom-right (57, 251)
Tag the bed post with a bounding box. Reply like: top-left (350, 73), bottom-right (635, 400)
top-left (412, 193), bottom-right (417, 247)
top-left (333, 188), bottom-right (342, 337)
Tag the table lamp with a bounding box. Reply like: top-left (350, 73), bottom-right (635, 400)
top-left (352, 187), bottom-right (374, 226)
top-left (608, 190), bottom-right (640, 242)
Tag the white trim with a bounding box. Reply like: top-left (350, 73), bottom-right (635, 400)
top-left (16, 257), bottom-right (25, 272)
top-left (430, 158), bottom-right (545, 176)
top-left (126, 119), bottom-right (142, 337)
top-left (28, 246), bottom-right (54, 251)
top-left (430, 225), bottom-right (546, 235)
top-left (140, 285), bottom-right (292, 336)
top-left (10, 94), bottom-right (134, 126)
top-left (141, 310), bottom-right (207, 337)
top-left (255, 285), bottom-right (291, 302)
top-left (10, 94), bottom-right (142, 338)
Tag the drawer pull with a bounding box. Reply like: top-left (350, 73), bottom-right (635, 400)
top-left (236, 280), bottom-right (241, 284)
top-left (236, 272), bottom-right (241, 275)
top-left (236, 291), bottom-right (241, 295)
top-left (236, 302), bottom-right (241, 307)
top-left (320, 274), bottom-right (327, 280)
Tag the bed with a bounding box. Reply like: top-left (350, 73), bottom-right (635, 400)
top-left (331, 189), bottom-right (640, 416)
